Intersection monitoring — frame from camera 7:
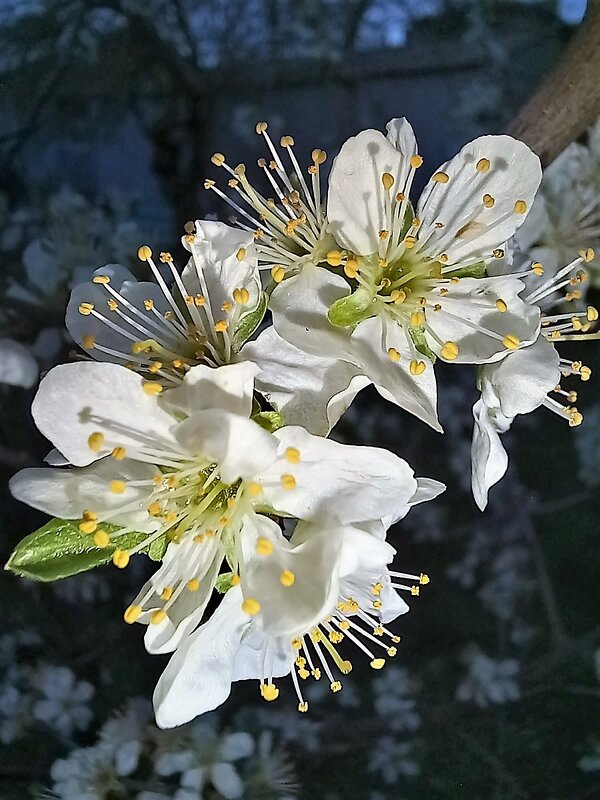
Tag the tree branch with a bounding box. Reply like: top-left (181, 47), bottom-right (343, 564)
top-left (507, 0), bottom-right (600, 165)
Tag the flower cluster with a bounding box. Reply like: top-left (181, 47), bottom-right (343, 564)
top-left (7, 117), bottom-right (597, 727)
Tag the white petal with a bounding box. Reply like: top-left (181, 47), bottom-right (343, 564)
top-left (385, 118), bottom-right (418, 163)
top-left (257, 426), bottom-right (418, 525)
top-left (211, 763), bottom-right (244, 800)
top-left (479, 336), bottom-right (559, 418)
top-left (0, 339), bottom-right (38, 388)
top-left (23, 239), bottom-right (59, 292)
top-left (174, 410), bottom-right (278, 483)
top-left (269, 265), bottom-right (355, 361)
top-left (66, 265), bottom-right (168, 361)
top-left (239, 513), bottom-right (343, 637)
top-left (181, 221), bottom-right (260, 318)
top-left (142, 546), bottom-right (223, 655)
top-left (44, 449), bottom-right (69, 466)
top-left (31, 362), bottom-right (178, 467)
top-left (327, 129), bottom-right (405, 255)
top-left (416, 135), bottom-right (542, 265)
top-left (425, 276), bottom-right (540, 363)
top-left (241, 326), bottom-right (369, 436)
top-left (162, 362), bottom-right (259, 419)
top-left (335, 525), bottom-right (395, 578)
top-left (9, 458), bottom-right (158, 529)
top-left (350, 315), bottom-right (442, 431)
top-left (153, 586), bottom-right (249, 728)
top-left (382, 476), bottom-right (446, 526)
top-left (471, 399), bottom-right (512, 511)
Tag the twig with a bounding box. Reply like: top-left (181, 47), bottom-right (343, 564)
top-left (507, 0), bottom-right (600, 165)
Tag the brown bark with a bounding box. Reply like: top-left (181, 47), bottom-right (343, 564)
top-left (507, 0), bottom-right (600, 165)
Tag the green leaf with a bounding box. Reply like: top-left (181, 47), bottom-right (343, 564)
top-left (148, 534), bottom-right (169, 562)
top-left (409, 326), bottom-right (437, 363)
top-left (5, 518), bottom-right (149, 582)
top-left (328, 286), bottom-right (375, 328)
top-left (231, 292), bottom-right (268, 351)
top-left (215, 571), bottom-right (235, 594)
top-left (252, 410), bottom-right (285, 433)
top-left (445, 261), bottom-right (487, 279)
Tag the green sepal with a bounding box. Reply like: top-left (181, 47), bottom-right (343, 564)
top-left (399, 201), bottom-right (416, 240)
top-left (409, 326), bottom-right (437, 363)
top-left (231, 292), bottom-right (268, 351)
top-left (252, 410), bottom-right (285, 433)
top-left (148, 534), bottom-right (169, 562)
top-left (215, 571), bottom-right (235, 594)
top-left (445, 261), bottom-right (487, 280)
top-left (5, 518), bottom-right (150, 582)
top-left (327, 286), bottom-right (374, 328)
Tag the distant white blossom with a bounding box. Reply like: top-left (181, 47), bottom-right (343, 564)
top-left (455, 646), bottom-right (520, 707)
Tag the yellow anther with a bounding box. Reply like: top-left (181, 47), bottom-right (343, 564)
top-left (483, 193), bottom-right (495, 208)
top-left (330, 681), bottom-right (343, 693)
top-left (441, 341), bottom-right (459, 360)
top-left (404, 235), bottom-right (417, 249)
top-left (280, 135), bottom-right (295, 147)
top-left (82, 510), bottom-right (97, 521)
top-left (581, 248), bottom-right (596, 263)
top-left (587, 306), bottom-right (598, 322)
top-left (78, 302), bottom-right (94, 316)
top-left (411, 585), bottom-right (420, 596)
top-left (569, 410), bottom-right (584, 427)
top-left (233, 287), bottom-right (250, 305)
top-left (409, 360), bottom-right (426, 376)
top-left (432, 171), bottom-right (449, 183)
top-left (159, 252), bottom-right (173, 263)
top-left (326, 250), bottom-right (343, 267)
top-left (370, 658), bottom-right (386, 670)
top-left (271, 266), bottom-right (285, 283)
top-left (410, 311), bottom-right (425, 327)
top-left (194, 294), bottom-right (206, 306)
top-left (531, 261), bottom-right (544, 275)
top-left (440, 254), bottom-right (449, 264)
top-left (580, 366), bottom-right (592, 381)
top-left (255, 121), bottom-right (268, 134)
top-left (280, 570), bottom-right (295, 587)
top-left (285, 447), bottom-right (301, 464)
top-left (493, 248), bottom-right (505, 259)
top-left (503, 334), bottom-right (520, 350)
top-left (311, 668), bottom-right (322, 679)
top-left (496, 299), bottom-right (508, 313)
top-left (371, 582), bottom-right (383, 596)
top-left (147, 361), bottom-right (162, 374)
top-left (214, 320), bottom-right (229, 332)
top-left (256, 537), bottom-right (274, 556)
top-left (410, 154), bottom-right (423, 169)
top-left (242, 598), bottom-right (261, 616)
top-left (378, 229), bottom-right (389, 240)
top-left (514, 199), bottom-right (527, 214)
top-left (391, 289), bottom-right (406, 304)
top-left (312, 148), bottom-right (327, 164)
top-left (93, 530), bottom-right (110, 548)
top-left (79, 520), bottom-right (97, 534)
top-left (381, 172), bottom-right (394, 191)
top-left (124, 605), bottom-right (142, 624)
top-left (88, 431), bottom-right (105, 452)
top-left (92, 274), bottom-right (110, 284)
top-left (298, 701), bottom-right (309, 713)
top-left (143, 299), bottom-right (154, 311)
top-left (106, 299), bottom-right (118, 312)
top-left (137, 246), bottom-right (152, 261)
top-left (260, 683), bottom-right (279, 701)
top-left (387, 347), bottom-right (401, 363)
top-left (372, 599), bottom-right (383, 610)
top-left (388, 647), bottom-right (398, 657)
top-left (82, 334), bottom-right (95, 349)
top-left (111, 446), bottom-right (126, 461)
top-left (203, 179), bottom-right (215, 189)
top-left (150, 609), bottom-right (167, 625)
top-left (187, 578), bottom-right (200, 592)
top-left (131, 341), bottom-right (148, 355)
top-left (109, 480), bottom-right (126, 494)
top-left (231, 574), bottom-right (241, 586)
top-left (211, 152), bottom-right (225, 166)
top-left (280, 474), bottom-right (296, 490)
top-left (161, 587), bottom-right (173, 601)
top-left (247, 482), bottom-right (262, 496)
top-left (112, 549), bottom-right (130, 569)
top-left (420, 573), bottom-right (430, 584)
top-left (476, 158), bottom-right (490, 172)
top-left (143, 382), bottom-right (163, 396)
top-left (344, 262), bottom-right (359, 279)
top-left (221, 301), bottom-right (233, 314)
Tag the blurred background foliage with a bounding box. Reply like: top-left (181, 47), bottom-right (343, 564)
top-left (1, 1), bottom-right (599, 799)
